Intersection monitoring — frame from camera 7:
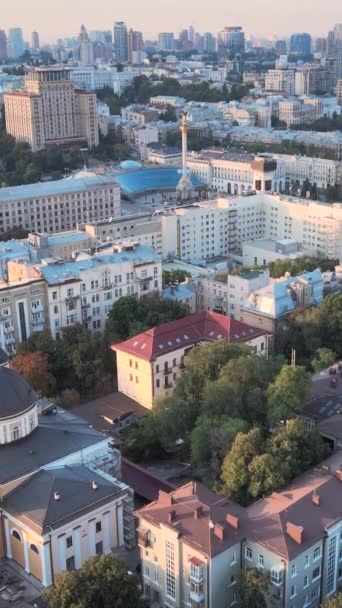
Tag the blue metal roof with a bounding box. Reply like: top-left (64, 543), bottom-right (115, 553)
top-left (0, 175), bottom-right (118, 203)
top-left (114, 167), bottom-right (202, 195)
top-left (39, 245), bottom-right (161, 285)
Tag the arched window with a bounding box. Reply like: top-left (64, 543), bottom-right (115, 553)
top-left (12, 530), bottom-right (21, 542)
top-left (30, 544), bottom-right (39, 554)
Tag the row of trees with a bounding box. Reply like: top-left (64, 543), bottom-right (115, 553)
top-left (123, 340), bottom-right (318, 494)
top-left (276, 294), bottom-right (342, 367)
top-left (229, 255), bottom-right (338, 279)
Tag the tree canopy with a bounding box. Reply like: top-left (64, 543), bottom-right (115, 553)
top-left (266, 365), bottom-right (312, 423)
top-left (321, 594), bottom-right (342, 607)
top-left (235, 568), bottom-right (269, 608)
top-left (44, 554), bottom-right (147, 608)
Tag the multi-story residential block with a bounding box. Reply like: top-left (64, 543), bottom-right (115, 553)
top-left (113, 310), bottom-right (269, 408)
top-left (137, 456), bottom-right (342, 608)
top-left (226, 269), bottom-right (270, 320)
top-left (196, 276), bottom-right (229, 315)
top-left (338, 80), bottom-right (342, 106)
top-left (39, 242), bottom-right (161, 339)
top-left (0, 174), bottom-right (120, 234)
top-left (278, 99), bottom-right (323, 127)
top-left (295, 64), bottom-right (335, 95)
top-left (161, 193), bottom-right (342, 262)
top-left (241, 270), bottom-right (324, 333)
top-left (71, 66), bottom-right (116, 90)
top-left (121, 104), bottom-right (159, 124)
top-left (83, 212), bottom-right (163, 256)
top-left (0, 367), bottom-right (135, 586)
top-left (162, 281), bottom-right (197, 313)
top-left (0, 270), bottom-right (48, 357)
top-left (242, 238), bottom-right (315, 267)
top-left (270, 154), bottom-right (342, 193)
top-left (265, 69), bottom-right (295, 95)
top-left (4, 67), bottom-right (99, 152)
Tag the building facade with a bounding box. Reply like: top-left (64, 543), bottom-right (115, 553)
top-left (4, 67), bottom-right (99, 152)
top-left (0, 368), bottom-right (135, 587)
top-left (0, 174), bottom-right (120, 235)
top-left (113, 310), bottom-right (269, 408)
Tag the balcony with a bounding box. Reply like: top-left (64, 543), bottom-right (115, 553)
top-left (163, 368), bottom-right (173, 375)
top-left (65, 294), bottom-right (80, 302)
top-left (81, 302), bottom-right (91, 309)
top-left (4, 324), bottom-right (14, 333)
top-left (190, 589), bottom-right (205, 603)
top-left (5, 337), bottom-right (15, 345)
top-left (137, 530), bottom-right (150, 548)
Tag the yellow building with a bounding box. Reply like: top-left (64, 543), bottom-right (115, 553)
top-left (0, 367), bottom-right (134, 586)
top-left (112, 310), bottom-right (269, 409)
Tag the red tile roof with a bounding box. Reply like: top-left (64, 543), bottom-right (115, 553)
top-left (112, 311), bottom-right (267, 362)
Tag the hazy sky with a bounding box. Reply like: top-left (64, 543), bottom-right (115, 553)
top-left (1, 0), bottom-right (341, 43)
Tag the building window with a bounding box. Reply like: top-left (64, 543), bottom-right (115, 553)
top-left (66, 556), bottom-right (75, 571)
top-left (305, 555), bottom-right (309, 568)
top-left (66, 536), bottom-right (73, 548)
top-left (304, 575), bottom-right (309, 588)
top-left (129, 359), bottom-right (133, 367)
top-left (271, 569), bottom-right (283, 586)
top-left (291, 564), bottom-right (297, 577)
top-left (313, 547), bottom-right (321, 561)
top-left (12, 426), bottom-right (20, 441)
top-left (290, 584), bottom-right (296, 598)
top-left (95, 541), bottom-right (103, 555)
top-left (12, 530), bottom-right (21, 541)
top-left (165, 540), bottom-right (176, 599)
top-left (312, 566), bottom-right (320, 581)
top-left (96, 521), bottom-right (102, 533)
top-left (231, 552), bottom-right (237, 565)
top-left (30, 544), bottom-right (39, 554)
top-left (245, 547), bottom-right (252, 561)
top-left (156, 379), bottom-right (160, 388)
top-left (258, 555), bottom-right (264, 569)
top-left (327, 536), bottom-right (337, 594)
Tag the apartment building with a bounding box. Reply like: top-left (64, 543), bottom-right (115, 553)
top-left (71, 66), bottom-right (115, 90)
top-left (4, 67), bottom-right (99, 151)
top-left (113, 310), bottom-right (269, 408)
top-left (83, 212), bottom-right (162, 256)
top-left (161, 193), bottom-right (342, 262)
top-left (265, 69), bottom-right (295, 95)
top-left (187, 150), bottom-right (285, 194)
top-left (271, 154), bottom-right (342, 192)
top-left (241, 270), bottom-right (324, 333)
top-left (338, 80), bottom-right (342, 106)
top-left (121, 104), bottom-right (159, 124)
top-left (278, 99), bottom-right (323, 127)
top-left (0, 368), bottom-right (135, 586)
top-left (242, 238), bottom-right (315, 267)
top-left (0, 271), bottom-right (48, 357)
top-left (136, 455), bottom-right (342, 608)
top-left (162, 281), bottom-right (197, 313)
top-left (0, 174), bottom-right (121, 234)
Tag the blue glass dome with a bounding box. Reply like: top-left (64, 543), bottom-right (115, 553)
top-left (119, 160), bottom-right (142, 170)
top-left (115, 167), bottom-right (202, 194)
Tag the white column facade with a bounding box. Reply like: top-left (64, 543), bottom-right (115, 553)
top-left (117, 503), bottom-right (124, 547)
top-left (3, 517), bottom-right (12, 559)
top-left (88, 519), bottom-right (96, 556)
top-left (23, 532), bottom-right (30, 574)
top-left (41, 542), bottom-right (53, 587)
top-left (73, 526), bottom-right (82, 568)
top-left (102, 512), bottom-right (111, 554)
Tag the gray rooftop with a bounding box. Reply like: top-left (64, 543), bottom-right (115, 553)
top-left (0, 175), bottom-right (118, 203)
top-left (4, 465), bottom-right (123, 533)
top-left (0, 409), bottom-right (106, 484)
top-left (0, 368), bottom-right (37, 419)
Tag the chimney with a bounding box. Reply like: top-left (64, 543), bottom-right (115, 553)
top-left (312, 492), bottom-right (320, 506)
top-left (54, 490), bottom-right (61, 501)
top-left (214, 523), bottom-right (225, 540)
top-left (159, 490), bottom-right (174, 505)
top-left (286, 522), bottom-right (303, 544)
top-left (226, 513), bottom-right (239, 529)
top-left (92, 480), bottom-right (98, 490)
top-left (168, 510), bottom-right (176, 524)
top-left (335, 469), bottom-right (342, 481)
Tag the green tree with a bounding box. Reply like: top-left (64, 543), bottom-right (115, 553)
top-left (220, 428), bottom-right (265, 505)
top-left (248, 453), bottom-right (286, 498)
top-left (321, 593), bottom-right (342, 607)
top-left (44, 554), bottom-right (147, 608)
top-left (311, 347), bottom-right (336, 372)
top-left (266, 365), bottom-right (312, 423)
top-left (162, 269), bottom-right (191, 287)
top-left (191, 415), bottom-right (248, 480)
top-left (123, 416), bottom-right (164, 461)
top-left (236, 568), bottom-right (269, 608)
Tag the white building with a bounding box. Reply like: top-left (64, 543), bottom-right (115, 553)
top-left (71, 66), bottom-right (115, 90)
top-left (265, 69), bottom-right (295, 95)
top-left (0, 174), bottom-right (121, 235)
top-left (39, 242), bottom-right (161, 339)
top-left (242, 238), bottom-right (315, 267)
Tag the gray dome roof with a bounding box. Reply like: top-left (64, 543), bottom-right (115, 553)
top-left (0, 368), bottom-right (37, 419)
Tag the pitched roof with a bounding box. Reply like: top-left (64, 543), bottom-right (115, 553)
top-left (112, 311), bottom-right (266, 362)
top-left (0, 368), bottom-right (37, 420)
top-left (4, 465), bottom-right (123, 534)
top-left (137, 452), bottom-right (342, 561)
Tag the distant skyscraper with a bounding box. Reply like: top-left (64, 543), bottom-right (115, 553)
top-left (128, 29), bottom-right (143, 63)
top-left (78, 25), bottom-right (94, 65)
top-left (188, 25), bottom-right (195, 45)
top-left (193, 33), bottom-right (203, 52)
top-left (179, 29), bottom-right (189, 51)
top-left (0, 30), bottom-right (7, 61)
top-left (7, 27), bottom-right (24, 59)
top-left (203, 32), bottom-right (215, 53)
top-left (315, 37), bottom-right (327, 55)
top-left (328, 24), bottom-right (342, 80)
top-left (158, 32), bottom-right (174, 52)
top-left (217, 26), bottom-right (245, 57)
top-left (290, 33), bottom-right (311, 55)
top-left (114, 21), bottom-right (128, 62)
top-left (31, 31), bottom-right (39, 50)
top-left (275, 39), bottom-right (287, 53)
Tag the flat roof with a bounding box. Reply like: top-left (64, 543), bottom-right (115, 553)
top-left (0, 175), bottom-right (119, 203)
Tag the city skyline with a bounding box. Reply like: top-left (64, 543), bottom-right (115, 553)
top-left (0, 0), bottom-right (341, 44)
